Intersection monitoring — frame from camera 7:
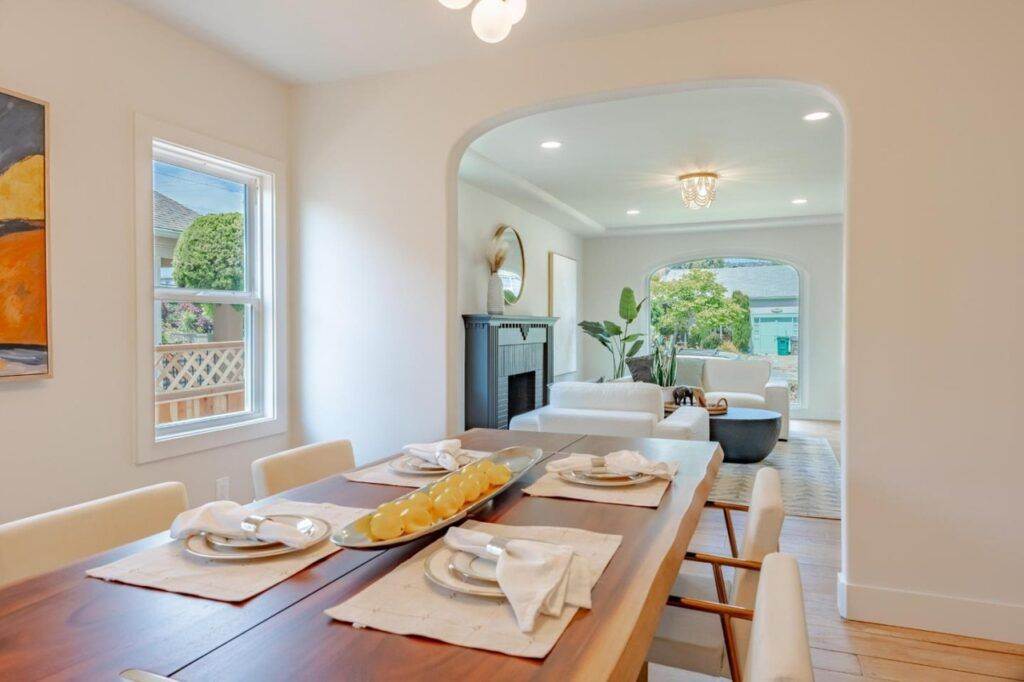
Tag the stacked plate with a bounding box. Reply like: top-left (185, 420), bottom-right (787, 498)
top-left (424, 546), bottom-right (504, 599)
top-left (184, 514), bottom-right (331, 560)
top-left (387, 453), bottom-right (473, 476)
top-left (557, 464), bottom-right (655, 487)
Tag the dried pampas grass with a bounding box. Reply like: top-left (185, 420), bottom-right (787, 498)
top-left (486, 237), bottom-right (509, 274)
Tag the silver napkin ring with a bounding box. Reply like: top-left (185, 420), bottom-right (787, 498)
top-left (484, 536), bottom-right (510, 558)
top-left (240, 514), bottom-right (268, 536)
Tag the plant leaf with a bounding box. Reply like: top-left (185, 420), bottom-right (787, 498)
top-left (622, 333), bottom-right (645, 342)
top-left (603, 320), bottom-right (623, 336)
top-left (619, 287), bottom-right (638, 322)
top-left (626, 338), bottom-right (644, 357)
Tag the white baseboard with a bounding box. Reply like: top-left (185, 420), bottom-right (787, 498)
top-left (837, 573), bottom-right (1024, 644)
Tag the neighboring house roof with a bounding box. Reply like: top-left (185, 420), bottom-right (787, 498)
top-left (154, 191), bottom-right (200, 233)
top-left (664, 264), bottom-right (799, 299)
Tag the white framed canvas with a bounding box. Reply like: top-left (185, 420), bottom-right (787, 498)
top-left (548, 252), bottom-right (578, 376)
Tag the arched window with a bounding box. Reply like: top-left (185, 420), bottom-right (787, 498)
top-left (650, 257), bottom-right (801, 404)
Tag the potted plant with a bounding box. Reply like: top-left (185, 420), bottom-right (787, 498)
top-left (579, 287), bottom-right (646, 380)
top-left (651, 335), bottom-right (678, 403)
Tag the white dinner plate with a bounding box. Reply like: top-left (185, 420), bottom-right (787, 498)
top-left (557, 469), bottom-right (656, 487)
top-left (424, 547), bottom-right (504, 598)
top-left (185, 515), bottom-right (331, 560)
top-left (450, 550), bottom-right (498, 582)
top-left (388, 455), bottom-right (463, 476)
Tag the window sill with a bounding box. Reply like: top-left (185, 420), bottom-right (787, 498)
top-left (138, 414), bottom-right (287, 464)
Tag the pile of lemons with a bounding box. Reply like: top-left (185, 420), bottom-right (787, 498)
top-left (365, 459), bottom-right (513, 541)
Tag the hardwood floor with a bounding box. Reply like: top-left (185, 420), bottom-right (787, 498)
top-left (652, 420), bottom-right (1024, 681)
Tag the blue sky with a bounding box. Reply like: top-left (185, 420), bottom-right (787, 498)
top-left (153, 161), bottom-right (245, 215)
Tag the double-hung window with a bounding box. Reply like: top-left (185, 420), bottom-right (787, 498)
top-left (136, 117), bottom-right (285, 462)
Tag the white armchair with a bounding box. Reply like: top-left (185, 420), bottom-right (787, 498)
top-left (509, 381), bottom-right (709, 441)
top-left (697, 356), bottom-right (790, 440)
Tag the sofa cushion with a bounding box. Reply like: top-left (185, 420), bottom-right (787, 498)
top-left (549, 381), bottom-right (662, 418)
top-left (653, 405), bottom-right (710, 441)
top-left (702, 357), bottom-right (770, 394)
top-left (537, 408), bottom-right (656, 438)
top-left (625, 355), bottom-right (654, 383)
top-left (705, 391), bottom-right (767, 409)
top-left (508, 408), bottom-right (541, 431)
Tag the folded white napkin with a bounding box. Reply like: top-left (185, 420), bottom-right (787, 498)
top-left (546, 450), bottom-right (679, 480)
top-left (169, 500), bottom-right (319, 549)
top-left (444, 527), bottom-right (595, 632)
top-left (402, 438), bottom-right (465, 471)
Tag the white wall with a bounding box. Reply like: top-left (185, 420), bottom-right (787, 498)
top-left (581, 222), bottom-right (843, 420)
top-left (291, 0), bottom-right (1024, 643)
top-left (455, 181), bottom-right (583, 427)
top-left (0, 0), bottom-right (291, 522)
top-left (458, 181), bottom-right (582, 320)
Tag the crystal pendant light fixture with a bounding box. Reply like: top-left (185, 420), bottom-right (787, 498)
top-left (678, 172), bottom-right (719, 210)
top-left (439, 0), bottom-right (527, 43)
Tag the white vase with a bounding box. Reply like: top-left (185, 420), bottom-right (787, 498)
top-left (661, 385), bottom-right (677, 404)
top-left (487, 273), bottom-right (504, 315)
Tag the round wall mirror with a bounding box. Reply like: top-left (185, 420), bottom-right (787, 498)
top-left (494, 225), bottom-right (524, 304)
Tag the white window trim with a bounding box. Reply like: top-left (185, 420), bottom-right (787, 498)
top-left (134, 114), bottom-right (288, 463)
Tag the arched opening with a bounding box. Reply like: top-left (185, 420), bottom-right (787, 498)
top-left (649, 257), bottom-right (804, 406)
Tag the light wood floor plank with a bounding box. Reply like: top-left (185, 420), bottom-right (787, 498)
top-left (858, 655), bottom-right (1019, 681)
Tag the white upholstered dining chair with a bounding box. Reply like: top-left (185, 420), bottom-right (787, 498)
top-left (251, 439), bottom-right (356, 499)
top-left (649, 467), bottom-right (785, 679)
top-left (0, 482), bottom-right (188, 588)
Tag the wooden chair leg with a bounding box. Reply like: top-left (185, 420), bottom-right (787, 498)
top-left (721, 613), bottom-right (742, 682)
top-left (635, 660), bottom-right (649, 682)
top-left (722, 507), bottom-right (738, 558)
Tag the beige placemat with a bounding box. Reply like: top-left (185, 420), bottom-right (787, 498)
top-left (325, 520), bottom-right (622, 658)
top-left (523, 471), bottom-right (672, 508)
top-left (343, 450), bottom-right (491, 488)
top-left (87, 501), bottom-right (369, 602)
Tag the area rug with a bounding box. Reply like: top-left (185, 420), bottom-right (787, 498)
top-left (709, 436), bottom-right (840, 519)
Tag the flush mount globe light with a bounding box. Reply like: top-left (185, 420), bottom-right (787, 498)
top-left (439, 0), bottom-right (527, 43)
top-left (677, 172), bottom-right (719, 210)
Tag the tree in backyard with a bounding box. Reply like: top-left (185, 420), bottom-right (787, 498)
top-left (650, 269), bottom-right (751, 351)
top-left (172, 212), bottom-right (244, 291)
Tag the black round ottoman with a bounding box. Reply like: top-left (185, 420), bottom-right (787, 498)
top-left (709, 407), bottom-right (782, 463)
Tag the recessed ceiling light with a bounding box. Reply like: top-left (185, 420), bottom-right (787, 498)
top-left (540, 140), bottom-right (562, 149)
top-left (803, 111), bottom-right (831, 122)
top-left (791, 198), bottom-right (808, 205)
top-left (626, 209), bottom-right (641, 215)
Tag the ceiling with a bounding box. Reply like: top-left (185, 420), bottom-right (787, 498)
top-left (461, 86), bottom-right (844, 234)
top-left (120, 0), bottom-right (794, 83)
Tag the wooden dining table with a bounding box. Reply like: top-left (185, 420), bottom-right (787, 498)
top-left (0, 429), bottom-right (721, 681)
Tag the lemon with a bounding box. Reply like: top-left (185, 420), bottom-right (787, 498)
top-left (369, 511), bottom-right (403, 540)
top-left (400, 506), bottom-right (433, 533)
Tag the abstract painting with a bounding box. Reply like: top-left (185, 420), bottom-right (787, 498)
top-left (548, 252), bottom-right (578, 376)
top-left (0, 89), bottom-right (49, 379)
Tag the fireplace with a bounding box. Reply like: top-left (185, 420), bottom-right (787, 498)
top-left (463, 315), bottom-right (556, 429)
top-left (506, 371), bottom-right (537, 422)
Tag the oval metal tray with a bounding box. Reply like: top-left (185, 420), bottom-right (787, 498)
top-left (331, 446), bottom-right (544, 549)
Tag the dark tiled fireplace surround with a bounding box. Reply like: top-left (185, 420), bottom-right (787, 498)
top-left (463, 315), bottom-right (556, 430)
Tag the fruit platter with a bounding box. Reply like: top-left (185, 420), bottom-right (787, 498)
top-left (331, 446), bottom-right (544, 549)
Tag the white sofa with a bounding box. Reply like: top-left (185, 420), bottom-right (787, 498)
top-left (695, 356), bottom-right (790, 440)
top-left (509, 381), bottom-right (709, 441)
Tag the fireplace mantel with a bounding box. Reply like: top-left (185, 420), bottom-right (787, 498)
top-left (462, 314), bottom-right (557, 430)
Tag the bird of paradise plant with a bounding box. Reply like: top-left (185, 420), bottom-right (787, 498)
top-left (579, 287), bottom-right (647, 380)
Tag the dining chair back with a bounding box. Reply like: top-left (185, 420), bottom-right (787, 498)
top-left (730, 466), bottom-right (785, 670)
top-left (0, 482), bottom-right (188, 588)
top-left (743, 553), bottom-right (814, 681)
top-left (251, 439), bottom-right (355, 499)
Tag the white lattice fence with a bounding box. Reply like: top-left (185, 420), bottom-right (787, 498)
top-left (155, 341), bottom-right (245, 396)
